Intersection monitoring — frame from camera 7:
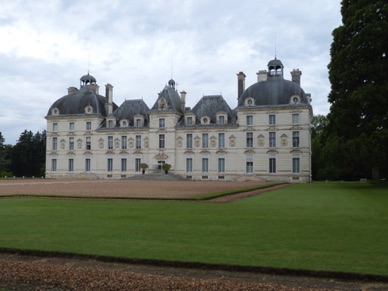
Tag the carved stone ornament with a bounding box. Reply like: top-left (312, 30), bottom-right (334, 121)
top-left (127, 137), bottom-right (133, 148)
top-left (229, 135), bottom-right (236, 147)
top-left (176, 136), bottom-right (183, 148)
top-left (99, 138), bottom-right (104, 149)
top-left (280, 134), bottom-right (288, 146)
top-left (194, 135), bottom-right (200, 148)
top-left (144, 137), bottom-right (149, 148)
top-left (77, 138), bottom-right (82, 149)
top-left (257, 134), bottom-right (265, 147)
top-left (210, 135), bottom-right (216, 148)
top-left (114, 137), bottom-right (120, 149)
top-left (60, 139), bottom-right (66, 149)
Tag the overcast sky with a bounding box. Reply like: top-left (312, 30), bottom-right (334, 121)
top-left (0, 0), bottom-right (342, 144)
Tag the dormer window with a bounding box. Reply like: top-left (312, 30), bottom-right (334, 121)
top-left (290, 95), bottom-right (300, 104)
top-left (245, 98), bottom-right (255, 106)
top-left (186, 116), bottom-right (193, 126)
top-left (52, 107), bottom-right (60, 115)
top-left (120, 119), bottom-right (128, 127)
top-left (134, 115), bottom-right (144, 127)
top-left (85, 105), bottom-right (93, 114)
top-left (201, 116), bottom-right (210, 125)
top-left (107, 120), bottom-right (115, 128)
top-left (216, 112), bottom-right (227, 125)
top-left (158, 98), bottom-right (167, 110)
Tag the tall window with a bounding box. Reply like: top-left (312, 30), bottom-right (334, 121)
top-left (159, 118), bottom-right (165, 128)
top-left (269, 157), bottom-right (276, 173)
top-left (218, 133), bottom-right (225, 148)
top-left (86, 121), bottom-right (92, 131)
top-left (136, 135), bottom-right (141, 149)
top-left (85, 158), bottom-right (91, 172)
top-left (246, 132), bottom-right (253, 147)
top-left (86, 137), bottom-right (91, 150)
top-left (269, 114), bottom-right (276, 125)
top-left (202, 158), bottom-right (209, 172)
top-left (292, 114), bottom-right (300, 124)
top-left (108, 136), bottom-right (113, 149)
top-left (202, 133), bottom-right (208, 148)
top-left (159, 134), bottom-right (165, 149)
top-left (121, 136), bottom-right (127, 149)
top-left (246, 115), bottom-right (253, 126)
top-left (186, 134), bottom-right (193, 149)
top-left (218, 158), bottom-right (225, 173)
top-left (107, 158), bottom-right (113, 172)
top-left (52, 137), bottom-right (57, 150)
top-left (69, 122), bottom-right (75, 131)
top-left (51, 159), bottom-right (57, 171)
top-left (293, 131), bottom-right (300, 147)
top-left (293, 157), bottom-right (300, 173)
top-left (121, 158), bottom-right (127, 172)
top-left (246, 155), bottom-right (253, 173)
top-left (218, 115), bottom-right (225, 125)
top-left (69, 137), bottom-right (74, 150)
top-left (68, 158), bottom-right (74, 172)
top-left (53, 123), bottom-right (58, 132)
top-left (186, 116), bottom-right (193, 126)
top-left (269, 132), bottom-right (276, 147)
top-left (135, 158), bottom-right (141, 172)
top-left (108, 120), bottom-right (114, 128)
top-left (135, 118), bottom-right (141, 127)
top-left (186, 158), bottom-right (193, 172)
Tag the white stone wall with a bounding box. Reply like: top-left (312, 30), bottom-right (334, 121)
top-left (45, 106), bottom-right (312, 182)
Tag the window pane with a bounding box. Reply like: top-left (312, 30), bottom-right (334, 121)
top-left (159, 118), bottom-right (165, 128)
top-left (121, 158), bottom-right (127, 172)
top-left (218, 158), bottom-right (225, 172)
top-left (292, 114), bottom-right (299, 124)
top-left (293, 131), bottom-right (300, 147)
top-left (121, 136), bottom-right (127, 149)
top-left (269, 132), bottom-right (276, 147)
top-left (293, 157), bottom-right (300, 173)
top-left (246, 115), bottom-right (253, 126)
top-left (269, 158), bottom-right (276, 173)
top-left (51, 159), bottom-right (57, 171)
top-left (136, 135), bottom-right (141, 149)
top-left (69, 137), bottom-right (74, 150)
top-left (85, 158), bottom-right (91, 172)
top-left (202, 158), bottom-right (208, 172)
top-left (269, 115), bottom-right (276, 125)
top-left (186, 158), bottom-right (192, 172)
top-left (218, 133), bottom-right (225, 148)
top-left (246, 132), bottom-right (253, 147)
top-left (159, 134), bottom-right (165, 148)
top-left (108, 136), bottom-right (113, 149)
top-left (202, 133), bottom-right (208, 148)
top-left (52, 137), bottom-right (57, 150)
top-left (186, 134), bottom-right (193, 149)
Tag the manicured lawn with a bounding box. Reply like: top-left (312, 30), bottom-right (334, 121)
top-left (0, 182), bottom-right (387, 275)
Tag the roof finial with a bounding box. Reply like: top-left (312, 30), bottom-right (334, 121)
top-left (274, 33), bottom-right (277, 59)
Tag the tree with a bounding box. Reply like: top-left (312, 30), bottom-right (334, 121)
top-left (0, 132), bottom-right (12, 176)
top-left (311, 115), bottom-right (329, 180)
top-left (326, 0), bottom-right (388, 179)
top-left (11, 130), bottom-right (46, 177)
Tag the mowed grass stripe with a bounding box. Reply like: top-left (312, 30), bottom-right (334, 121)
top-left (0, 182), bottom-right (387, 276)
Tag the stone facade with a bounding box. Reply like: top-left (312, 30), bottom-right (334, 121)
top-left (45, 59), bottom-right (313, 182)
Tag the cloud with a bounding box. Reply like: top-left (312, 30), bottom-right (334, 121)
top-left (0, 0), bottom-right (342, 144)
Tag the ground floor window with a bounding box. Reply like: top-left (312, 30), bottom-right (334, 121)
top-left (85, 158), bottom-right (91, 172)
top-left (68, 158), bottom-right (74, 172)
top-left (293, 157), bottom-right (300, 173)
top-left (186, 158), bottom-right (193, 172)
top-left (269, 157), bottom-right (276, 173)
top-left (51, 159), bottom-right (57, 171)
top-left (202, 158), bottom-right (209, 172)
top-left (218, 158), bottom-right (225, 173)
top-left (107, 158), bottom-right (113, 172)
top-left (135, 158), bottom-right (141, 172)
top-left (246, 161), bottom-right (253, 173)
top-left (121, 158), bottom-right (127, 172)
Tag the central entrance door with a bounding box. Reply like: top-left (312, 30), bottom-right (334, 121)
top-left (157, 161), bottom-right (165, 173)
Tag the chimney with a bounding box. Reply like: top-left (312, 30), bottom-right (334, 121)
top-left (257, 70), bottom-right (268, 82)
top-left (237, 71), bottom-right (246, 99)
top-left (291, 69), bottom-right (302, 86)
top-left (105, 83), bottom-right (113, 115)
top-left (180, 90), bottom-right (186, 112)
top-left (67, 87), bottom-right (78, 94)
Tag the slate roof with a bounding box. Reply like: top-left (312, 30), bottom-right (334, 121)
top-left (113, 99), bottom-right (150, 126)
top-left (47, 87), bottom-right (118, 117)
top-left (151, 80), bottom-right (183, 113)
top-left (188, 95), bottom-right (236, 125)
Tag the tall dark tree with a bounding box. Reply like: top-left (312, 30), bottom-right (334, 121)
top-left (0, 132), bottom-right (12, 176)
top-left (11, 130), bottom-right (46, 177)
top-left (327, 0), bottom-right (388, 179)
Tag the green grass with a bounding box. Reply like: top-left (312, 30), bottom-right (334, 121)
top-left (0, 182), bottom-right (387, 276)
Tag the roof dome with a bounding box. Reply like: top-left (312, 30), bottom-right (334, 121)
top-left (46, 87), bottom-right (117, 117)
top-left (238, 77), bottom-right (308, 107)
